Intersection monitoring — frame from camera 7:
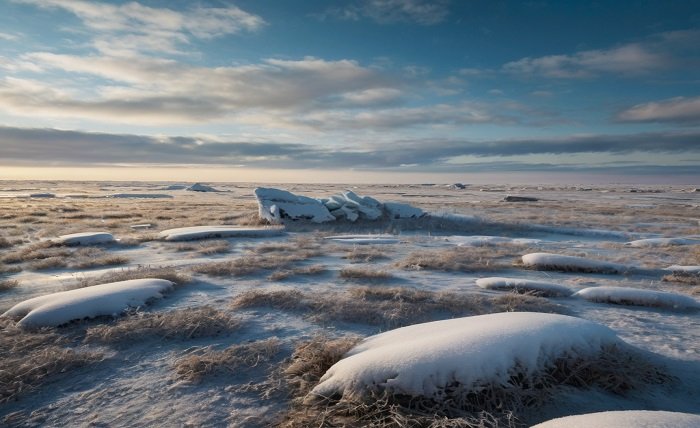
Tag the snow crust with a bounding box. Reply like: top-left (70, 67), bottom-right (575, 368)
top-left (448, 235), bottom-right (540, 247)
top-left (158, 225), bottom-right (285, 241)
top-left (627, 237), bottom-right (700, 247)
top-left (255, 188), bottom-right (335, 223)
top-left (56, 231), bottom-right (115, 246)
top-left (186, 183), bottom-right (220, 192)
top-left (109, 193), bottom-right (173, 199)
top-left (476, 277), bottom-right (573, 297)
top-left (574, 286), bottom-right (700, 310)
top-left (2, 279), bottom-right (173, 328)
top-left (522, 252), bottom-right (627, 273)
top-left (324, 234), bottom-right (399, 245)
top-left (311, 312), bottom-right (620, 400)
top-left (667, 265), bottom-right (700, 273)
top-left (532, 410), bottom-right (700, 428)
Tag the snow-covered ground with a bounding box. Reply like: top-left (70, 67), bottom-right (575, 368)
top-left (0, 181), bottom-right (699, 426)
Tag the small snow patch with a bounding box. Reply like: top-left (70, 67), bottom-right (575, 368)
top-left (476, 277), bottom-right (572, 297)
top-left (325, 234), bottom-right (399, 245)
top-left (311, 312), bottom-right (621, 400)
top-left (522, 253), bottom-right (627, 274)
top-left (448, 235), bottom-right (540, 247)
top-left (56, 231), bottom-right (115, 246)
top-left (574, 286), bottom-right (700, 310)
top-left (159, 225), bottom-right (284, 241)
top-left (667, 265), bottom-right (700, 273)
top-left (2, 279), bottom-right (173, 328)
top-left (532, 410), bottom-right (700, 428)
top-left (627, 237), bottom-right (700, 247)
top-left (109, 193), bottom-right (173, 199)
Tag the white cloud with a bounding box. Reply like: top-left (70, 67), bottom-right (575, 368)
top-left (617, 96), bottom-right (700, 125)
top-left (0, 31), bottom-right (20, 41)
top-left (320, 0), bottom-right (450, 25)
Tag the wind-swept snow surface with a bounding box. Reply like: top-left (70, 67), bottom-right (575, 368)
top-left (522, 252), bottom-right (627, 274)
top-left (311, 312), bottom-right (620, 400)
top-left (158, 225), bottom-right (284, 241)
top-left (449, 235), bottom-right (541, 247)
top-left (2, 279), bottom-right (173, 328)
top-left (476, 277), bottom-right (572, 297)
top-left (56, 231), bottom-right (115, 246)
top-left (627, 237), bottom-right (700, 247)
top-left (324, 234), bottom-right (399, 245)
top-left (532, 410), bottom-right (700, 428)
top-left (574, 286), bottom-right (700, 310)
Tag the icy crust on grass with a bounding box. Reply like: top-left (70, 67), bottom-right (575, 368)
top-left (311, 312), bottom-right (620, 400)
top-left (325, 234), bottom-right (399, 245)
top-left (448, 235), bottom-right (541, 247)
top-left (574, 286), bottom-right (700, 310)
top-left (532, 410), bottom-right (700, 428)
top-left (627, 237), bottom-right (700, 247)
top-left (475, 277), bottom-right (573, 297)
top-left (56, 231), bottom-right (115, 246)
top-left (2, 279), bottom-right (173, 328)
top-left (158, 225), bottom-right (285, 241)
top-left (522, 252), bottom-right (627, 273)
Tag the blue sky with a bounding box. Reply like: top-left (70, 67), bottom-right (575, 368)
top-left (0, 0), bottom-right (699, 183)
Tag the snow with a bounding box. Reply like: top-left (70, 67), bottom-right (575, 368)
top-left (56, 231), bottom-right (116, 246)
top-left (186, 183), bottom-right (220, 192)
top-left (667, 265), bottom-right (700, 273)
top-left (522, 252), bottom-right (627, 273)
top-left (130, 223), bottom-right (153, 229)
top-left (158, 225), bottom-right (285, 241)
top-left (532, 410), bottom-right (700, 428)
top-left (2, 279), bottom-right (173, 328)
top-left (255, 188), bottom-right (335, 223)
top-left (574, 286), bottom-right (700, 310)
top-left (627, 237), bottom-right (700, 247)
top-left (448, 235), bottom-right (540, 247)
top-left (162, 184), bottom-right (187, 190)
top-left (311, 312), bottom-right (621, 400)
top-left (109, 193), bottom-right (173, 199)
top-left (324, 234), bottom-right (399, 245)
top-left (383, 201), bottom-right (424, 219)
top-left (476, 277), bottom-right (573, 297)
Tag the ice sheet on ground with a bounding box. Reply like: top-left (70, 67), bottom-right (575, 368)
top-left (531, 410), bottom-right (700, 428)
top-left (324, 234), bottom-right (399, 244)
top-left (476, 277), bottom-right (573, 297)
top-left (109, 193), bottom-right (173, 199)
top-left (448, 235), bottom-right (541, 246)
top-left (158, 225), bottom-right (285, 241)
top-left (522, 252), bottom-right (628, 273)
top-left (186, 183), bottom-right (220, 192)
top-left (311, 312), bottom-right (621, 399)
top-left (574, 286), bottom-right (700, 310)
top-left (2, 279), bottom-right (173, 328)
top-left (56, 231), bottom-right (116, 245)
top-left (627, 237), bottom-right (700, 247)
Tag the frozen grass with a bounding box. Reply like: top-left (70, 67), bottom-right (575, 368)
top-left (339, 266), bottom-right (394, 281)
top-left (173, 337), bottom-right (281, 382)
top-left (0, 237), bottom-right (12, 249)
top-left (192, 251), bottom-right (319, 277)
top-left (72, 266), bottom-right (191, 289)
top-left (0, 264), bottom-right (22, 275)
top-left (268, 264), bottom-right (327, 281)
top-left (84, 306), bottom-right (243, 344)
top-left (0, 318), bottom-right (103, 403)
top-left (3, 243), bottom-right (129, 271)
top-left (342, 246), bottom-right (390, 263)
top-left (231, 287), bottom-right (562, 328)
top-left (250, 235), bottom-right (321, 254)
top-left (0, 279), bottom-right (19, 291)
top-left (396, 247), bottom-right (508, 272)
top-left (174, 240), bottom-right (231, 255)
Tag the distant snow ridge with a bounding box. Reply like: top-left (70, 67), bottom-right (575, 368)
top-left (532, 410), bottom-right (700, 428)
top-left (476, 277), bottom-right (572, 297)
top-left (574, 286), bottom-right (700, 310)
top-left (2, 279), bottom-right (173, 328)
top-left (311, 312), bottom-right (621, 401)
top-left (186, 183), bottom-right (220, 192)
top-left (254, 187), bottom-right (425, 223)
top-left (522, 252), bottom-right (628, 274)
top-left (56, 231), bottom-right (115, 246)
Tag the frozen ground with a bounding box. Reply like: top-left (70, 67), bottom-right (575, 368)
top-left (0, 181), bottom-right (699, 427)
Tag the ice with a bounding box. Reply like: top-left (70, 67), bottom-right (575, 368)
top-left (158, 225), bottom-right (285, 241)
top-left (56, 231), bottom-right (116, 246)
top-left (476, 277), bottom-right (573, 297)
top-left (383, 201), bottom-right (424, 219)
top-left (522, 252), bottom-right (628, 273)
top-left (448, 235), bottom-right (541, 247)
top-left (255, 187), bottom-right (335, 223)
top-left (2, 279), bottom-right (173, 328)
top-left (574, 286), bottom-right (700, 310)
top-left (311, 312), bottom-right (621, 400)
top-left (532, 410), bottom-right (700, 428)
top-left (186, 183), bottom-right (220, 192)
top-left (627, 237), bottom-right (700, 247)
top-left (324, 234), bottom-right (399, 244)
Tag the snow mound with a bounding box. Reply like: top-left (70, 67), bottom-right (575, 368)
top-left (254, 187), bottom-right (424, 223)
top-left (163, 184), bottom-right (187, 190)
top-left (476, 277), bottom-right (573, 297)
top-left (30, 193), bottom-right (55, 198)
top-left (532, 410), bottom-right (700, 428)
top-left (667, 265), bottom-right (700, 273)
top-left (522, 253), bottom-right (627, 274)
top-left (325, 234), bottom-right (399, 245)
top-left (627, 237), bottom-right (700, 247)
top-left (574, 286), bottom-right (700, 310)
top-left (109, 193), bottom-right (173, 199)
top-left (311, 312), bottom-right (620, 400)
top-left (56, 231), bottom-right (115, 246)
top-left (159, 225), bottom-right (284, 241)
top-left (186, 183), bottom-right (220, 192)
top-left (449, 235), bottom-right (540, 247)
top-left (2, 279), bottom-right (173, 328)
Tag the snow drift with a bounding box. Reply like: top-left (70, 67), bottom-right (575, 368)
top-left (2, 279), bottom-right (173, 328)
top-left (627, 237), bottom-right (700, 247)
top-left (449, 235), bottom-right (541, 247)
top-left (186, 183), bottom-right (220, 192)
top-left (56, 231), bottom-right (115, 246)
top-left (311, 312), bottom-right (621, 401)
top-left (522, 252), bottom-right (627, 274)
top-left (476, 277), bottom-right (572, 297)
top-left (532, 410), bottom-right (700, 428)
top-left (158, 225), bottom-right (285, 241)
top-left (574, 286), bottom-right (700, 310)
top-left (324, 234), bottom-right (399, 245)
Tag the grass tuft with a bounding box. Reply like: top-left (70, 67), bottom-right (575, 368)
top-left (396, 247), bottom-right (508, 272)
top-left (339, 266), bottom-right (394, 281)
top-left (72, 266), bottom-right (191, 289)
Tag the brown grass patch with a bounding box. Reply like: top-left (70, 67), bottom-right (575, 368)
top-left (342, 246), bottom-right (390, 263)
top-left (268, 265), bottom-right (327, 281)
top-left (84, 306), bottom-right (243, 344)
top-left (192, 251), bottom-right (319, 277)
top-left (339, 266), bottom-right (394, 281)
top-left (662, 272), bottom-right (700, 295)
top-left (0, 279), bottom-right (19, 291)
top-left (72, 266), bottom-right (191, 289)
top-left (396, 247), bottom-right (510, 272)
top-left (174, 337), bottom-right (281, 382)
top-left (3, 243), bottom-right (129, 271)
top-left (0, 237), bottom-right (12, 249)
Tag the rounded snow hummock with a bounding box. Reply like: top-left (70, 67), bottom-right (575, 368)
top-left (531, 410), bottom-right (700, 428)
top-left (56, 231), bottom-right (115, 246)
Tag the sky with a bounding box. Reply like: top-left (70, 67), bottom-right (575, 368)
top-left (0, 0), bottom-right (699, 184)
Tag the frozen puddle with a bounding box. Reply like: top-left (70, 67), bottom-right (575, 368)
top-left (447, 235), bottom-right (541, 247)
top-left (158, 226), bottom-right (285, 241)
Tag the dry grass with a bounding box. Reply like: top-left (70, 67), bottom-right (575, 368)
top-left (231, 289), bottom-right (308, 311)
top-left (662, 272), bottom-right (700, 295)
top-left (342, 246), bottom-right (390, 263)
top-left (0, 279), bottom-right (19, 291)
top-left (396, 247), bottom-right (510, 272)
top-left (175, 240), bottom-right (231, 255)
top-left (0, 264), bottom-right (22, 275)
top-left (339, 266), bottom-right (394, 281)
top-left (3, 243), bottom-right (129, 271)
top-left (0, 237), bottom-right (12, 249)
top-left (268, 264), bottom-right (327, 281)
top-left (173, 337), bottom-right (281, 382)
top-left (192, 251), bottom-right (319, 277)
top-left (0, 318), bottom-right (103, 403)
top-left (72, 266), bottom-right (191, 289)
top-left (251, 236), bottom-right (321, 254)
top-left (84, 306), bottom-right (243, 344)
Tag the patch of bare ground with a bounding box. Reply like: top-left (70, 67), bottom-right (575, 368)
top-left (268, 264), bottom-right (327, 281)
top-left (339, 266), bottom-right (394, 281)
top-left (396, 247), bottom-right (512, 272)
top-left (0, 318), bottom-right (103, 404)
top-left (231, 287), bottom-right (562, 328)
top-left (277, 338), bottom-right (670, 428)
top-left (84, 306), bottom-right (243, 344)
top-left (72, 266), bottom-right (191, 289)
top-left (663, 273), bottom-right (700, 295)
top-left (342, 246), bottom-right (390, 263)
top-left (192, 251), bottom-right (320, 277)
top-left (173, 337), bottom-right (281, 382)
